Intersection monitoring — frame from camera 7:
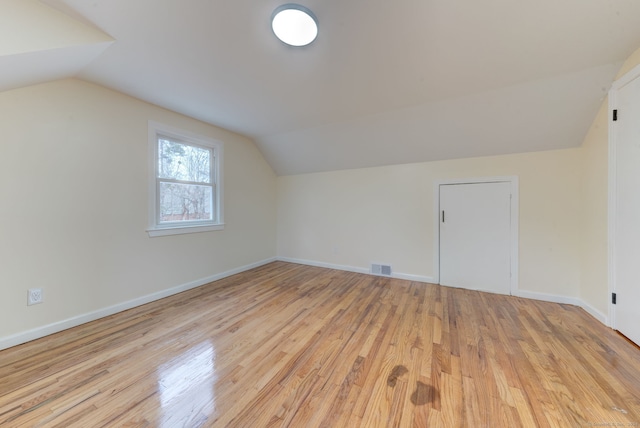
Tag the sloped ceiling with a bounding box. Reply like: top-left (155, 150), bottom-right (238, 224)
top-left (0, 0), bottom-right (112, 92)
top-left (4, 0), bottom-right (640, 175)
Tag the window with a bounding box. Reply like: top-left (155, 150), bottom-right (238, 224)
top-left (147, 121), bottom-right (223, 237)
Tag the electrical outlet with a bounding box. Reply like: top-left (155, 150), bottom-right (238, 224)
top-left (27, 288), bottom-right (43, 306)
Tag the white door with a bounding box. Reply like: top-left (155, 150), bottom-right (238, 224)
top-left (612, 71), bottom-right (640, 346)
top-left (439, 182), bottom-right (512, 295)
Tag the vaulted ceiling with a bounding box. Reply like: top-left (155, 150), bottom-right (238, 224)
top-left (3, 0), bottom-right (640, 175)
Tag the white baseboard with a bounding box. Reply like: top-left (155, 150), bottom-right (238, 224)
top-left (277, 257), bottom-right (434, 283)
top-left (0, 257), bottom-right (277, 351)
top-left (392, 272), bottom-right (435, 283)
top-left (515, 289), bottom-right (582, 306)
top-left (579, 300), bottom-right (609, 325)
top-left (278, 257), bottom-right (368, 274)
top-left (3, 257), bottom-right (610, 351)
top-left (515, 290), bottom-right (608, 325)
top-left (278, 260), bottom-right (610, 326)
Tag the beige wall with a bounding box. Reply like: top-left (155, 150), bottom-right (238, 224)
top-left (277, 46), bottom-right (640, 321)
top-left (0, 79), bottom-right (277, 340)
top-left (4, 46), bottom-right (640, 344)
top-left (579, 46), bottom-right (640, 318)
top-left (579, 103), bottom-right (609, 316)
top-left (278, 149), bottom-right (582, 299)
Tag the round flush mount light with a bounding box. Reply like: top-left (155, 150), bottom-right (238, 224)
top-left (271, 4), bottom-right (318, 47)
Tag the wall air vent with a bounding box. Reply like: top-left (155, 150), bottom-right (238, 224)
top-left (371, 263), bottom-right (392, 277)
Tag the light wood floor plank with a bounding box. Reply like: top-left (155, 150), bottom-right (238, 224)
top-left (1, 261), bottom-right (639, 427)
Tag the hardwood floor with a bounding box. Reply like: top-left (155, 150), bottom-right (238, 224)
top-left (1, 261), bottom-right (639, 427)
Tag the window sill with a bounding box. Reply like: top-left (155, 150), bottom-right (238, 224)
top-left (147, 223), bottom-right (225, 237)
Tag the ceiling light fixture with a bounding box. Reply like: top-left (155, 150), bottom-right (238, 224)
top-left (271, 4), bottom-right (318, 47)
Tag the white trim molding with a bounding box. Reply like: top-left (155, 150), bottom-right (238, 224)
top-left (0, 257), bottom-right (276, 351)
top-left (515, 290), bottom-right (608, 325)
top-left (278, 258), bottom-right (606, 324)
top-left (147, 120), bottom-right (224, 238)
top-left (277, 257), bottom-right (435, 283)
top-left (608, 86), bottom-right (616, 329)
top-left (3, 258), bottom-right (611, 351)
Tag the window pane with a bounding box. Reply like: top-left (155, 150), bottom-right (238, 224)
top-left (158, 138), bottom-right (211, 183)
top-left (159, 182), bottom-right (213, 223)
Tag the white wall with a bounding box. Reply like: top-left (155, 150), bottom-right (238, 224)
top-left (278, 149), bottom-right (582, 299)
top-left (0, 79), bottom-right (277, 343)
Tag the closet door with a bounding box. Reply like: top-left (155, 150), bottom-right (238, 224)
top-left (439, 182), bottom-right (512, 295)
top-left (612, 70), bottom-right (640, 346)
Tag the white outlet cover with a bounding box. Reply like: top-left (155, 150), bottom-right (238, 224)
top-left (27, 288), bottom-right (43, 305)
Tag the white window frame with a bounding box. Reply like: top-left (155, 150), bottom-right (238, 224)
top-left (147, 121), bottom-right (224, 237)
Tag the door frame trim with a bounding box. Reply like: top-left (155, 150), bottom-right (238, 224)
top-left (433, 176), bottom-right (519, 295)
top-left (608, 62), bottom-right (640, 329)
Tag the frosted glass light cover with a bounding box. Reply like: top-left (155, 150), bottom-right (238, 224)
top-left (272, 5), bottom-right (318, 47)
